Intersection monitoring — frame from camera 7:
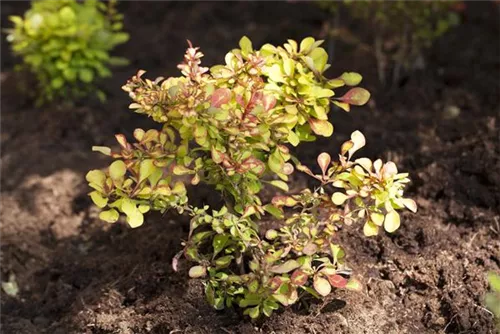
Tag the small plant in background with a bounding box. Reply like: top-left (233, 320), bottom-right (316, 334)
top-left (485, 272), bottom-right (500, 330)
top-left (5, 0), bottom-right (129, 106)
top-left (317, 0), bottom-right (463, 85)
top-left (86, 36), bottom-right (417, 318)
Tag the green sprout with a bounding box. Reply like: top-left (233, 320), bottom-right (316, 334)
top-left (86, 36), bottom-right (416, 318)
top-left (5, 0), bottom-right (129, 106)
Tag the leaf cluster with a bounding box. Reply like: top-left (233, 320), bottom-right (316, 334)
top-left (6, 0), bottom-right (129, 105)
top-left (319, 0), bottom-right (461, 46)
top-left (317, 0), bottom-right (462, 82)
top-left (86, 37), bottom-right (416, 318)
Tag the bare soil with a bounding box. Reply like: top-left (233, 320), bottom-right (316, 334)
top-left (1, 2), bottom-right (499, 334)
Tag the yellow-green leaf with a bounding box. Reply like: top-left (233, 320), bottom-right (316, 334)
top-left (340, 72), bottom-right (362, 86)
top-left (90, 191), bottom-right (108, 208)
top-left (363, 221), bottom-right (379, 237)
top-left (313, 276), bottom-right (331, 297)
top-left (99, 209), bottom-right (119, 223)
top-left (384, 210), bottom-right (400, 233)
top-left (109, 160), bottom-right (126, 180)
top-left (331, 192), bottom-right (348, 205)
top-left (309, 119), bottom-right (333, 137)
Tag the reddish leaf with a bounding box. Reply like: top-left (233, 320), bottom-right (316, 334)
top-left (327, 274), bottom-right (348, 288)
top-left (338, 87), bottom-right (370, 106)
top-left (271, 195), bottom-right (298, 207)
top-left (291, 270), bottom-right (308, 286)
top-left (211, 88), bottom-right (231, 108)
top-left (240, 156), bottom-right (265, 176)
top-left (115, 134), bottom-right (129, 149)
top-left (262, 94), bottom-right (277, 111)
top-left (268, 277), bottom-right (283, 292)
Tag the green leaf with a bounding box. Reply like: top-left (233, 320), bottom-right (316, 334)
top-left (267, 64), bottom-right (284, 83)
top-left (487, 272), bottom-right (500, 292)
top-left (239, 36), bottom-right (253, 54)
top-left (363, 220), bottom-right (379, 237)
top-left (268, 180), bottom-right (289, 192)
top-left (109, 160), bottom-right (127, 180)
top-left (90, 191), bottom-right (108, 208)
top-left (86, 170), bottom-right (106, 188)
top-left (299, 37), bottom-right (315, 54)
top-left (139, 159), bottom-right (156, 183)
top-left (370, 212), bottom-right (385, 226)
top-left (287, 131), bottom-right (300, 146)
top-left (1, 274), bottom-right (19, 297)
top-left (79, 68), bottom-right (94, 83)
top-left (246, 305), bottom-right (260, 319)
top-left (309, 47), bottom-right (328, 73)
top-left (92, 146), bottom-right (111, 156)
top-left (270, 260), bottom-right (300, 274)
top-left (99, 209), bottom-right (119, 223)
top-left (340, 72), bottom-right (362, 86)
top-left (51, 77), bottom-right (64, 89)
top-left (345, 278), bottom-right (362, 292)
top-left (122, 199), bottom-right (144, 228)
top-left (59, 6), bottom-right (76, 21)
top-left (213, 234), bottom-right (229, 257)
top-left (264, 204), bottom-right (284, 219)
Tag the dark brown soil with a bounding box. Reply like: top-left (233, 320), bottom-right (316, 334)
top-left (1, 2), bottom-right (499, 334)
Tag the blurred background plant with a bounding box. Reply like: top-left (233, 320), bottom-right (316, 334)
top-left (317, 0), bottom-right (464, 86)
top-left (5, 0), bottom-right (129, 106)
top-left (485, 272), bottom-right (500, 330)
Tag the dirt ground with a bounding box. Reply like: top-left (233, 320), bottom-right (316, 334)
top-left (1, 2), bottom-right (499, 334)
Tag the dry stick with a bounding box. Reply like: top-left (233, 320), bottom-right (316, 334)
top-left (392, 23), bottom-right (409, 87)
top-left (327, 10), bottom-right (340, 61)
top-left (374, 34), bottom-right (386, 85)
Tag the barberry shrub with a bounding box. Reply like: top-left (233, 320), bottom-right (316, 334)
top-left (86, 37), bottom-right (417, 318)
top-left (6, 0), bottom-right (129, 106)
top-left (317, 0), bottom-right (462, 84)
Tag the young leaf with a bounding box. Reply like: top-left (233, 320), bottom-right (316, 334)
top-left (189, 265), bottom-right (207, 278)
top-left (317, 152), bottom-right (331, 175)
top-left (384, 210), bottom-right (401, 233)
top-left (99, 209), bottom-right (119, 223)
top-left (313, 276), bottom-right (331, 297)
top-left (402, 198), bottom-right (418, 213)
top-left (270, 260), bottom-right (300, 274)
top-left (340, 72), bottom-right (362, 86)
top-left (345, 278), bottom-right (362, 292)
top-left (327, 274), bottom-right (348, 288)
top-left (338, 87), bottom-right (370, 106)
top-left (109, 160), bottom-right (127, 180)
top-left (363, 221), bottom-right (379, 237)
top-left (309, 119), bottom-right (334, 137)
top-left (268, 180), bottom-right (289, 192)
top-left (211, 88), bottom-right (231, 108)
top-left (331, 192), bottom-right (348, 205)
